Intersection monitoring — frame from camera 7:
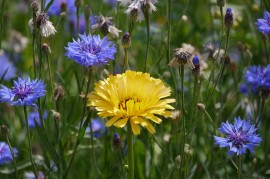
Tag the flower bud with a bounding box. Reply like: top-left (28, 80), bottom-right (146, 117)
top-left (192, 55), bottom-right (201, 75)
top-left (122, 32), bottom-right (131, 48)
top-left (197, 103), bottom-right (205, 111)
top-left (60, 2), bottom-right (67, 13)
top-left (51, 110), bottom-right (61, 120)
top-left (31, 1), bottom-right (39, 13)
top-left (42, 43), bottom-right (51, 55)
top-left (175, 155), bottom-right (181, 169)
top-left (172, 110), bottom-right (181, 121)
top-left (113, 133), bottom-right (122, 149)
top-left (54, 85), bottom-right (65, 101)
top-left (0, 125), bottom-right (9, 136)
top-left (224, 8), bottom-right (233, 29)
top-left (84, 5), bottom-right (91, 19)
top-left (75, 0), bottom-right (83, 8)
top-left (216, 0), bottom-right (225, 8)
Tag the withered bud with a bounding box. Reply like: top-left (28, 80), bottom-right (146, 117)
top-left (252, 158), bottom-right (257, 165)
top-left (172, 110), bottom-right (181, 121)
top-left (31, 1), bottom-right (39, 13)
top-left (217, 0), bottom-right (225, 8)
top-left (169, 48), bottom-right (193, 67)
top-left (224, 55), bottom-right (231, 65)
top-left (197, 103), bottom-right (205, 111)
top-left (162, 71), bottom-right (171, 79)
top-left (54, 84), bottom-right (65, 101)
top-left (122, 32), bottom-right (131, 48)
top-left (0, 125), bottom-right (9, 136)
top-left (101, 69), bottom-right (110, 79)
top-left (51, 110), bottom-right (61, 120)
top-left (42, 43), bottom-right (51, 55)
top-left (60, 2), bottom-right (67, 13)
top-left (175, 155), bottom-right (181, 169)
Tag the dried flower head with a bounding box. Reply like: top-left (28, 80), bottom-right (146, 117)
top-left (168, 48), bottom-right (194, 68)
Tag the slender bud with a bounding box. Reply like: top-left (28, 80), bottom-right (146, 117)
top-left (113, 133), bottom-right (122, 149)
top-left (197, 103), bottom-right (205, 111)
top-left (84, 5), bottom-right (91, 19)
top-left (54, 84), bottom-right (65, 101)
top-left (0, 125), bottom-right (9, 136)
top-left (216, 0), bottom-right (225, 8)
top-left (60, 2), bottom-right (67, 13)
top-left (51, 110), bottom-right (61, 120)
top-left (122, 32), bottom-right (131, 48)
top-left (192, 55), bottom-right (200, 75)
top-left (224, 8), bottom-right (233, 29)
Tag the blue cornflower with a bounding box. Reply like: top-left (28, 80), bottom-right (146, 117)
top-left (65, 34), bottom-right (117, 67)
top-left (256, 11), bottom-right (270, 34)
top-left (45, 0), bottom-right (76, 16)
top-left (85, 118), bottom-right (106, 138)
top-left (0, 77), bottom-right (46, 107)
top-left (240, 65), bottom-right (270, 96)
top-left (0, 142), bottom-right (18, 165)
top-left (0, 53), bottom-right (17, 81)
top-left (214, 117), bottom-right (262, 157)
top-left (26, 110), bottom-right (48, 128)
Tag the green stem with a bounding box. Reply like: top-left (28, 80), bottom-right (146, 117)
top-left (23, 106), bottom-right (38, 178)
top-left (127, 122), bottom-right (134, 179)
top-left (64, 67), bottom-right (93, 177)
top-left (0, 0), bottom-right (6, 49)
top-left (124, 48), bottom-right (130, 71)
top-left (263, 36), bottom-right (269, 63)
top-left (238, 155), bottom-right (242, 179)
top-left (45, 53), bottom-right (54, 105)
top-left (190, 75), bottom-right (199, 125)
top-left (76, 6), bottom-right (80, 36)
top-left (5, 135), bottom-right (19, 178)
top-left (179, 65), bottom-right (186, 176)
top-left (255, 97), bottom-right (265, 128)
top-left (143, 11), bottom-right (150, 72)
top-left (32, 31), bottom-right (37, 78)
top-left (167, 0), bottom-right (171, 64)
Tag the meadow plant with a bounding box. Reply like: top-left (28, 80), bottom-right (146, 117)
top-left (0, 0), bottom-right (270, 178)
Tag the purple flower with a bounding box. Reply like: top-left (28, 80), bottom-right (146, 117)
top-left (214, 117), bottom-right (262, 157)
top-left (0, 53), bottom-right (17, 81)
top-left (45, 0), bottom-right (76, 16)
top-left (240, 65), bottom-right (270, 96)
top-left (0, 77), bottom-right (46, 107)
top-left (26, 110), bottom-right (48, 128)
top-left (85, 118), bottom-right (106, 137)
top-left (65, 34), bottom-right (117, 67)
top-left (255, 11), bottom-right (270, 34)
top-left (24, 171), bottom-right (45, 179)
top-left (0, 142), bottom-right (18, 165)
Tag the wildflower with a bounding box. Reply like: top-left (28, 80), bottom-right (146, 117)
top-left (0, 77), bottom-right (46, 108)
top-left (26, 110), bottom-right (48, 128)
top-left (65, 34), bottom-right (117, 67)
top-left (118, 0), bottom-right (157, 21)
top-left (0, 52), bottom-right (17, 81)
top-left (91, 15), bottom-right (122, 38)
top-left (224, 8), bottom-right (233, 29)
top-left (214, 117), bottom-right (262, 156)
top-left (45, 0), bottom-right (76, 16)
top-left (85, 118), bottom-right (106, 137)
top-left (168, 48), bottom-right (194, 68)
top-left (255, 11), bottom-right (270, 34)
top-left (88, 70), bottom-right (175, 135)
top-left (0, 142), bottom-right (18, 165)
top-left (240, 65), bottom-right (270, 96)
top-left (192, 55), bottom-right (201, 75)
top-left (29, 12), bottom-right (57, 37)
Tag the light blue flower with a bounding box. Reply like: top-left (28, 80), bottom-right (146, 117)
top-left (255, 11), bottom-right (270, 34)
top-left (46, 0), bottom-right (76, 16)
top-left (0, 142), bottom-right (18, 165)
top-left (65, 34), bottom-right (117, 67)
top-left (214, 117), bottom-right (262, 157)
top-left (0, 53), bottom-right (17, 81)
top-left (26, 110), bottom-right (48, 128)
top-left (0, 77), bottom-right (46, 107)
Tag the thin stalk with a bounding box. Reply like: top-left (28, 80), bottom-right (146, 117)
top-left (179, 65), bottom-right (186, 176)
top-left (64, 67), bottom-right (93, 177)
top-left (263, 37), bottom-right (269, 63)
top-left (36, 34), bottom-right (43, 78)
top-left (124, 48), bottom-right (130, 71)
top-left (167, 0), bottom-right (171, 63)
top-left (143, 11), bottom-right (150, 72)
top-left (5, 135), bottom-right (19, 178)
top-left (0, 0), bottom-right (6, 49)
top-left (45, 53), bottom-right (54, 104)
top-left (205, 28), bottom-right (230, 106)
top-left (32, 31), bottom-right (37, 78)
top-left (255, 97), bottom-right (265, 128)
top-left (238, 155), bottom-right (242, 179)
top-left (127, 122), bottom-right (134, 179)
top-left (76, 6), bottom-right (80, 36)
top-left (23, 106), bottom-right (38, 178)
top-left (190, 75), bottom-right (199, 125)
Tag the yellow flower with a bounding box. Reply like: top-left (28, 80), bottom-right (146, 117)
top-left (87, 70), bottom-right (175, 135)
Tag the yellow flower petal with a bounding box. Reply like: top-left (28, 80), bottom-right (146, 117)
top-left (114, 118), bottom-right (129, 128)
